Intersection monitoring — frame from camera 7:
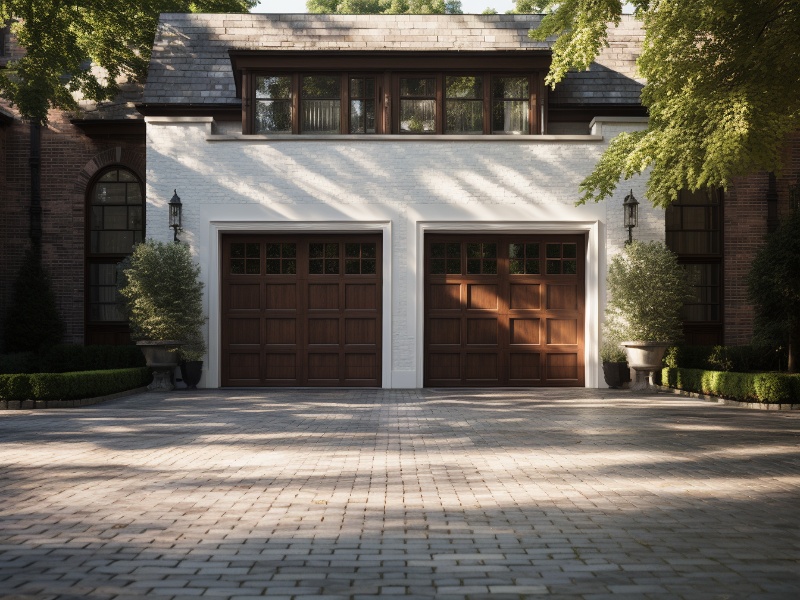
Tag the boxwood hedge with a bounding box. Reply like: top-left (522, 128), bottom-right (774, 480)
top-left (0, 367), bottom-right (151, 401)
top-left (662, 367), bottom-right (800, 404)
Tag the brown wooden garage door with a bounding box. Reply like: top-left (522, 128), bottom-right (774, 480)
top-left (425, 234), bottom-right (585, 387)
top-left (222, 234), bottom-right (381, 387)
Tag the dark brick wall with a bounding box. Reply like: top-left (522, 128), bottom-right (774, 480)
top-left (0, 105), bottom-right (144, 350)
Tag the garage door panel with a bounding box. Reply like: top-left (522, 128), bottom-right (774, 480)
top-left (345, 318), bottom-right (377, 345)
top-left (345, 283), bottom-right (378, 310)
top-left (509, 283), bottom-right (541, 310)
top-left (265, 318), bottom-right (297, 345)
top-left (308, 318), bottom-right (339, 345)
top-left (425, 234), bottom-right (584, 387)
top-left (509, 352), bottom-right (542, 381)
top-left (226, 318), bottom-right (262, 346)
top-left (429, 318), bottom-right (461, 345)
top-left (228, 284), bottom-right (261, 311)
top-left (429, 284), bottom-right (461, 310)
top-left (466, 318), bottom-right (498, 345)
top-left (546, 353), bottom-right (579, 380)
top-left (465, 353), bottom-right (499, 382)
top-left (222, 234), bottom-right (381, 387)
top-left (546, 319), bottom-right (578, 345)
top-left (308, 283), bottom-right (339, 310)
top-left (510, 318), bottom-right (540, 345)
top-left (265, 284), bottom-right (297, 310)
top-left (467, 284), bottom-right (498, 310)
top-left (546, 284), bottom-right (578, 310)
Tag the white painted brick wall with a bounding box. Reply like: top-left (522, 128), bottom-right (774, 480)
top-left (145, 117), bottom-right (656, 387)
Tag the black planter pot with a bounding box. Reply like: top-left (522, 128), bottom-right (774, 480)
top-left (180, 361), bottom-right (203, 390)
top-left (603, 361), bottom-right (631, 389)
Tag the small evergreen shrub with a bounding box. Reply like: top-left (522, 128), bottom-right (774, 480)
top-left (0, 367), bottom-right (151, 401)
top-left (662, 367), bottom-right (799, 404)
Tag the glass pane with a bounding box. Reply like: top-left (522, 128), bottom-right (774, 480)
top-left (283, 259), bottom-right (297, 275)
top-left (98, 170), bottom-right (117, 182)
top-left (265, 260), bottom-right (280, 275)
top-left (400, 99), bottom-right (435, 133)
top-left (563, 244), bottom-right (577, 259)
top-left (282, 243), bottom-right (296, 258)
top-left (302, 99), bottom-right (341, 134)
top-left (493, 77), bottom-right (528, 99)
top-left (126, 184), bottom-right (142, 204)
top-left (467, 259), bottom-right (481, 274)
top-left (400, 77), bottom-right (435, 97)
top-left (563, 260), bottom-right (577, 274)
top-left (118, 170), bottom-right (137, 182)
top-left (345, 243), bottom-right (360, 258)
top-left (245, 260), bottom-right (260, 275)
top-left (483, 244), bottom-right (497, 258)
top-left (95, 183), bottom-right (126, 204)
top-left (96, 231), bottom-right (134, 253)
top-left (546, 260), bottom-right (561, 274)
top-left (231, 244), bottom-right (245, 258)
top-left (362, 259), bottom-right (376, 274)
top-left (431, 243), bottom-right (445, 259)
top-left (446, 100), bottom-right (483, 134)
top-left (310, 244), bottom-right (324, 258)
top-left (127, 206), bottom-right (142, 230)
top-left (526, 259), bottom-right (540, 274)
top-left (255, 76), bottom-right (291, 99)
top-left (431, 260), bottom-right (445, 275)
top-left (364, 100), bottom-right (376, 134)
top-left (266, 243), bottom-right (281, 258)
top-left (546, 244), bottom-right (561, 258)
top-left (446, 243), bottom-right (460, 258)
top-left (350, 78), bottom-right (365, 97)
top-left (467, 243), bottom-right (481, 259)
top-left (324, 260), bottom-right (339, 275)
top-left (350, 100), bottom-right (366, 134)
top-left (509, 243), bottom-right (523, 259)
top-left (446, 76), bottom-right (482, 99)
top-left (302, 75), bottom-right (340, 98)
top-left (509, 259), bottom-right (524, 275)
top-left (446, 260), bottom-right (461, 275)
top-left (91, 207), bottom-right (103, 230)
top-left (365, 78), bottom-right (375, 97)
top-left (492, 100), bottom-right (529, 134)
top-left (346, 259), bottom-right (360, 274)
top-left (246, 243), bottom-right (260, 258)
top-left (256, 100), bottom-right (292, 133)
top-left (103, 206), bottom-right (127, 230)
top-left (231, 259), bottom-right (245, 274)
top-left (325, 243), bottom-right (339, 258)
top-left (526, 243), bottom-right (539, 257)
top-left (483, 260), bottom-right (497, 274)
top-left (309, 259), bottom-right (323, 274)
top-left (362, 243), bottom-right (376, 259)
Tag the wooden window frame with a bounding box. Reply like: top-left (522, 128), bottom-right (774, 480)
top-left (243, 69), bottom-right (543, 135)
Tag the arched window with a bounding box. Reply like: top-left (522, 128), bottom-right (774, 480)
top-left (85, 167), bottom-right (144, 343)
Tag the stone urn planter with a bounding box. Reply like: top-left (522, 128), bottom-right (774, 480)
top-left (137, 340), bottom-right (182, 392)
top-left (621, 341), bottom-right (671, 391)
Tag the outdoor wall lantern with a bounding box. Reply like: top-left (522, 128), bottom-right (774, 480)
top-left (623, 189), bottom-right (639, 245)
top-left (168, 189), bottom-right (182, 243)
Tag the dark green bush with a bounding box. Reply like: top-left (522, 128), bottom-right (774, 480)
top-left (0, 345), bottom-right (144, 375)
top-left (663, 344), bottom-right (787, 372)
top-left (662, 367), bottom-right (799, 404)
top-left (0, 367), bottom-right (151, 401)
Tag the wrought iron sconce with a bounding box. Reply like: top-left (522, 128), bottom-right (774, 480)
top-left (623, 189), bottom-right (639, 245)
top-left (168, 189), bottom-right (182, 243)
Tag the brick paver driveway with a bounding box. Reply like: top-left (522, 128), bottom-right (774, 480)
top-left (1, 389), bottom-right (799, 599)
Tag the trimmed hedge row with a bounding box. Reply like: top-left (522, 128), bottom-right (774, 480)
top-left (0, 367), bottom-right (151, 401)
top-left (663, 344), bottom-right (787, 373)
top-left (662, 367), bottom-right (800, 404)
top-left (0, 344), bottom-right (145, 375)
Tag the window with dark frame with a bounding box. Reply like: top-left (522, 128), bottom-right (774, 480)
top-left (247, 71), bottom-right (539, 135)
top-left (665, 188), bottom-right (724, 344)
top-left (87, 167), bottom-right (144, 323)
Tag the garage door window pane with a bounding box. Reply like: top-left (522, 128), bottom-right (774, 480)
top-left (509, 243), bottom-right (540, 274)
top-left (431, 242), bottom-right (461, 275)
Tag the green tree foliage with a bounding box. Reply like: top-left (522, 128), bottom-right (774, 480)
top-left (521, 1), bottom-right (800, 207)
top-left (747, 210), bottom-right (800, 373)
top-left (307, 0), bottom-right (462, 15)
top-left (118, 241), bottom-right (206, 355)
top-left (0, 0), bottom-right (256, 124)
top-left (2, 250), bottom-right (64, 353)
top-left (604, 241), bottom-right (689, 343)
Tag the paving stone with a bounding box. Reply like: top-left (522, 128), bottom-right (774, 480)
top-left (0, 388), bottom-right (798, 598)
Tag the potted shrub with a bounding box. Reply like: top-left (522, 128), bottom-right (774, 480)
top-left (118, 240), bottom-right (206, 391)
top-left (178, 330), bottom-right (206, 391)
top-left (605, 240), bottom-right (689, 391)
top-left (600, 336), bottom-right (630, 389)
